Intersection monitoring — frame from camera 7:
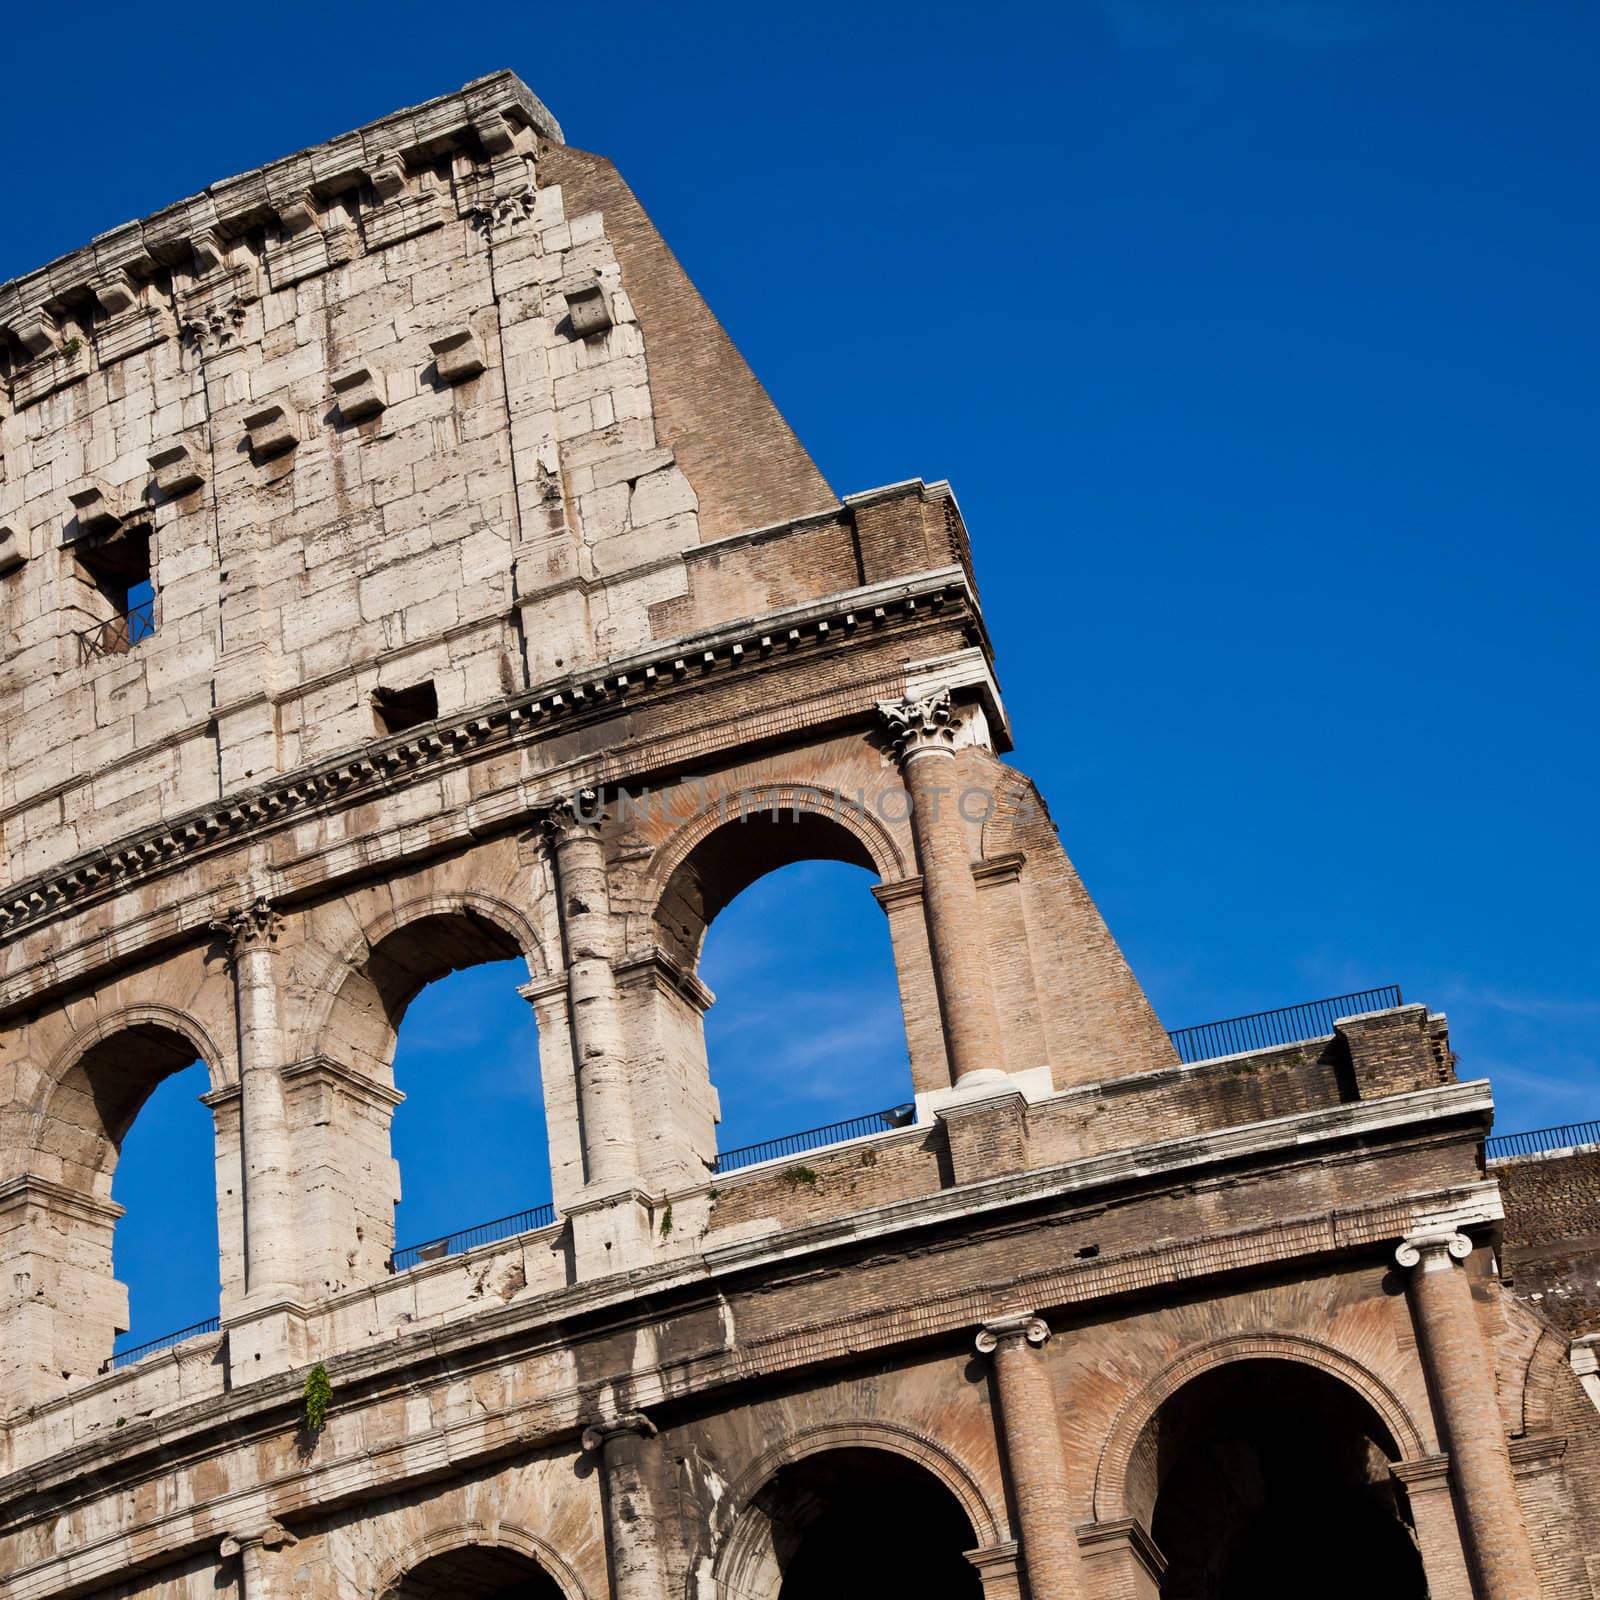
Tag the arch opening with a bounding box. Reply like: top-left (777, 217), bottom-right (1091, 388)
top-left (724, 1445), bottom-right (982, 1600)
top-left (386, 1544), bottom-right (564, 1599)
top-left (302, 905), bottom-right (554, 1291)
top-left (35, 1020), bottom-right (221, 1377)
top-left (657, 808), bottom-right (914, 1166)
top-left (1140, 1359), bottom-right (1427, 1600)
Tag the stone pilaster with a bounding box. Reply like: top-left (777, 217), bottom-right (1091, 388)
top-left (975, 1313), bottom-right (1082, 1600)
top-left (1397, 1229), bottom-right (1543, 1600)
top-left (580, 1413), bottom-right (668, 1600)
top-left (544, 793), bottom-right (649, 1267)
top-left (878, 690), bottom-right (1003, 1090)
top-left (210, 898), bottom-right (297, 1304)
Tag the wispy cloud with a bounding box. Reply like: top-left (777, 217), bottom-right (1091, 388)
top-left (1099, 0), bottom-right (1375, 50)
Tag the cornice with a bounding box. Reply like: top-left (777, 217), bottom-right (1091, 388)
top-left (0, 73), bottom-right (560, 348)
top-left (0, 569), bottom-right (973, 962)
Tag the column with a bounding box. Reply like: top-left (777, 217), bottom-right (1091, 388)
top-left (221, 1522), bottom-right (298, 1599)
top-left (879, 690), bottom-right (1003, 1087)
top-left (212, 897), bottom-right (297, 1303)
top-left (544, 791), bottom-right (637, 1189)
top-left (580, 1413), bottom-right (669, 1600)
top-left (976, 1313), bottom-right (1081, 1600)
top-left (1396, 1229), bottom-right (1543, 1600)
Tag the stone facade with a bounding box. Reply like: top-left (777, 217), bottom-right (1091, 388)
top-left (0, 70), bottom-right (1596, 1599)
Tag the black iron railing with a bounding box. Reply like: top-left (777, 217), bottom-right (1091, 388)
top-left (389, 1203), bottom-right (557, 1273)
top-left (102, 1315), bottom-right (220, 1374)
top-left (1486, 1119), bottom-right (1600, 1162)
top-left (1166, 986), bottom-right (1403, 1064)
top-left (78, 598), bottom-right (155, 662)
top-left (711, 1105), bottom-right (916, 1176)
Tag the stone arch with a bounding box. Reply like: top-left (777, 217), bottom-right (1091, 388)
top-left (1092, 1331), bottom-right (1429, 1525)
top-left (1519, 1321), bottom-right (1572, 1438)
top-left (301, 889), bottom-right (548, 1078)
top-left (375, 1519), bottom-right (587, 1599)
top-left (645, 780), bottom-right (908, 970)
top-left (33, 1002), bottom-right (229, 1198)
top-left (712, 1420), bottom-right (1000, 1599)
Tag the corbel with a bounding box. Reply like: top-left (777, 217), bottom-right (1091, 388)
top-left (90, 268), bottom-right (141, 319)
top-left (0, 523), bottom-right (26, 578)
top-left (243, 402), bottom-right (299, 461)
top-left (564, 279), bottom-right (613, 340)
top-left (331, 364), bottom-right (387, 422)
top-left (12, 307), bottom-right (61, 362)
top-left (429, 327), bottom-right (485, 385)
top-left (67, 480), bottom-right (123, 538)
top-left (148, 443), bottom-right (206, 498)
top-left (189, 226), bottom-right (227, 277)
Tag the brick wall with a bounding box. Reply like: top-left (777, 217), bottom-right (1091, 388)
top-left (1497, 1146), bottom-right (1600, 1336)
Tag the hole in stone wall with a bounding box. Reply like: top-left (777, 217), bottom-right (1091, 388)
top-left (109, 1058), bottom-right (218, 1355)
top-left (372, 679), bottom-right (439, 735)
top-left (700, 859), bottom-right (914, 1160)
top-left (388, 957), bottom-right (552, 1256)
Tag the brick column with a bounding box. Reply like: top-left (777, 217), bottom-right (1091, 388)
top-left (1397, 1229), bottom-right (1542, 1600)
top-left (581, 1413), bottom-right (668, 1600)
top-left (976, 1314), bottom-right (1081, 1600)
top-left (212, 898), bottom-right (297, 1302)
top-left (880, 691), bottom-right (1002, 1088)
top-left (544, 792), bottom-right (637, 1189)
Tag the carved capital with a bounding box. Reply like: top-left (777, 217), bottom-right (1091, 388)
top-left (220, 1520), bottom-right (297, 1558)
top-left (580, 1411), bottom-right (657, 1453)
top-left (975, 1312), bottom-right (1050, 1355)
top-left (210, 896), bottom-right (282, 960)
top-left (878, 688), bottom-right (959, 759)
top-left (1395, 1229), bottom-right (1473, 1272)
top-left (542, 788), bottom-right (606, 846)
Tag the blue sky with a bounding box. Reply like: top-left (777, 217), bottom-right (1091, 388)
top-left (8, 0), bottom-right (1594, 1343)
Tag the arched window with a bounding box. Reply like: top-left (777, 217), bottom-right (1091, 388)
top-left (701, 859), bottom-right (913, 1160)
top-left (387, 1544), bottom-right (565, 1598)
top-left (389, 955), bottom-right (551, 1261)
top-left (1142, 1359), bottom-right (1426, 1599)
top-left (30, 1021), bottom-right (221, 1381)
top-left (655, 808), bottom-right (916, 1175)
top-left (110, 1057), bottom-right (218, 1360)
top-left (311, 907), bottom-right (553, 1284)
top-left (720, 1445), bottom-right (982, 1598)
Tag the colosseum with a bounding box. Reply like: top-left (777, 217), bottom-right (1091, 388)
top-left (0, 70), bottom-right (1596, 1600)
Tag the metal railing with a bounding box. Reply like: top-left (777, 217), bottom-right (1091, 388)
top-left (389, 1202), bottom-right (557, 1273)
top-left (1486, 1119), bottom-right (1600, 1162)
top-left (78, 597), bottom-right (155, 662)
top-left (711, 1105), bottom-right (915, 1176)
top-left (1166, 985), bottom-right (1403, 1064)
top-left (102, 1315), bottom-right (220, 1374)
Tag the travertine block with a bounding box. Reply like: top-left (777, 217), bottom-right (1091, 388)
top-left (67, 480), bottom-right (123, 536)
top-left (0, 525), bottom-right (25, 577)
top-left (565, 280), bottom-right (613, 339)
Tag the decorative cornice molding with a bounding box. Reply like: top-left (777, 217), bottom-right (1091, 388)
top-left (0, 571), bottom-right (972, 952)
top-left (0, 74), bottom-right (561, 383)
top-left (0, 1174), bottom-right (125, 1226)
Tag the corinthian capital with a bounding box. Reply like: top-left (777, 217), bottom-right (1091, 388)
top-left (975, 1313), bottom-right (1051, 1354)
top-left (877, 688), bottom-right (958, 759)
top-left (209, 896), bottom-right (281, 960)
top-left (580, 1411), bottom-right (657, 1453)
top-left (1395, 1229), bottom-right (1474, 1272)
top-left (542, 787), bottom-right (606, 845)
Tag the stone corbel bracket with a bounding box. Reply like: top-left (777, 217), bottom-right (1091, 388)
top-left (0, 522), bottom-right (26, 577)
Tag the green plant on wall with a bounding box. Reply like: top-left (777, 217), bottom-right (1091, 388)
top-left (304, 1363), bottom-right (334, 1434)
